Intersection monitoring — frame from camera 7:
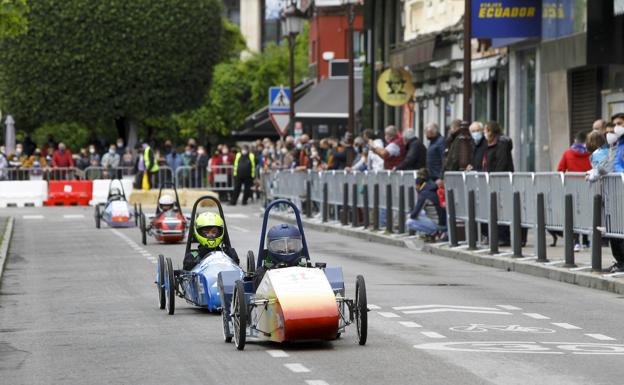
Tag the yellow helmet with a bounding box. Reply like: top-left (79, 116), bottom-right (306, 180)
top-left (194, 212), bottom-right (224, 248)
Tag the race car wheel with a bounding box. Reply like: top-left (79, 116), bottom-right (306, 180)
top-left (140, 213), bottom-right (147, 245)
top-left (165, 257), bottom-right (176, 315)
top-left (355, 275), bottom-right (368, 346)
top-left (134, 203), bottom-right (139, 227)
top-left (218, 274), bottom-right (233, 343)
top-left (94, 205), bottom-right (101, 229)
top-left (157, 255), bottom-right (166, 309)
top-left (246, 251), bottom-right (256, 274)
top-left (233, 280), bottom-right (247, 350)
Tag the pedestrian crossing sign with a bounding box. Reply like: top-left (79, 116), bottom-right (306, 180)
top-left (269, 86), bottom-right (291, 113)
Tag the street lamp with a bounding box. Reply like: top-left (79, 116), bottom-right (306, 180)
top-left (281, 3), bottom-right (305, 136)
top-left (342, 0), bottom-right (358, 135)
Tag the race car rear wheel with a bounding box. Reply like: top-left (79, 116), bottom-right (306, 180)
top-left (165, 257), bottom-right (176, 315)
top-left (246, 251), bottom-right (256, 274)
top-left (134, 203), bottom-right (139, 227)
top-left (94, 205), bottom-right (101, 229)
top-left (140, 213), bottom-right (147, 245)
top-left (157, 255), bottom-right (166, 309)
top-left (355, 275), bottom-right (368, 346)
top-left (218, 274), bottom-right (233, 343)
top-left (233, 280), bottom-right (247, 350)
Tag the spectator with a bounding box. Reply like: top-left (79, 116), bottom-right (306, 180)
top-left (115, 138), bottom-right (125, 157)
top-left (362, 129), bottom-right (384, 171)
top-left (231, 144), bottom-right (255, 206)
top-left (557, 131), bottom-right (591, 172)
top-left (87, 144), bottom-right (101, 166)
top-left (101, 144), bottom-right (121, 178)
top-left (445, 120), bottom-right (473, 171)
top-left (482, 121), bottom-right (514, 172)
top-left (24, 148), bottom-right (48, 178)
top-left (406, 168), bottom-right (446, 242)
top-left (592, 119), bottom-right (606, 133)
top-left (196, 145), bottom-right (209, 187)
top-left (425, 123), bottom-right (445, 180)
top-left (76, 148), bottom-right (90, 170)
top-left (166, 147), bottom-right (184, 172)
top-left (468, 122), bottom-right (487, 171)
top-left (52, 142), bottom-right (74, 168)
top-left (120, 148), bottom-right (134, 170)
top-left (586, 130), bottom-right (612, 182)
top-left (612, 113), bottom-right (624, 172)
top-left (7, 143), bottom-right (27, 169)
top-left (142, 142), bottom-right (159, 189)
top-left (329, 133), bottom-right (354, 170)
top-left (368, 125), bottom-right (405, 170)
top-left (395, 128), bottom-right (427, 170)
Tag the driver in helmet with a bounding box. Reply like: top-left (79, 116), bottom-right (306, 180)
top-left (181, 211), bottom-right (239, 271)
top-left (158, 194), bottom-right (176, 214)
top-left (255, 224), bottom-right (304, 286)
top-left (108, 187), bottom-right (123, 202)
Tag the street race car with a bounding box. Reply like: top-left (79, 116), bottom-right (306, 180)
top-left (156, 195), bottom-right (243, 314)
top-left (94, 179), bottom-right (139, 229)
top-left (218, 199), bottom-right (368, 350)
top-left (140, 183), bottom-right (188, 245)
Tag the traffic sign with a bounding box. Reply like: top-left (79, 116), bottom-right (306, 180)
top-left (269, 86), bottom-right (291, 113)
top-left (269, 112), bottom-right (290, 137)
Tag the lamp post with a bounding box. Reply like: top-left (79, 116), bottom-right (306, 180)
top-left (462, 0), bottom-right (472, 127)
top-left (281, 4), bottom-right (304, 136)
top-left (343, 0), bottom-right (358, 135)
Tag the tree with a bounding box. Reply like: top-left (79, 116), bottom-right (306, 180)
top-left (0, 0), bottom-right (28, 38)
top-left (0, 0), bottom-right (227, 133)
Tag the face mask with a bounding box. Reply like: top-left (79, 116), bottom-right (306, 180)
top-left (241, 150), bottom-right (248, 155)
top-left (615, 125), bottom-right (624, 138)
top-left (109, 148), bottom-right (115, 154)
top-left (60, 148), bottom-right (66, 153)
top-left (311, 151), bottom-right (318, 157)
top-left (198, 149), bottom-right (205, 155)
top-left (15, 148), bottom-right (22, 155)
top-left (296, 143), bottom-right (302, 150)
top-left (185, 150), bottom-right (192, 156)
top-left (471, 132), bottom-right (483, 143)
top-left (89, 148), bottom-right (95, 154)
top-left (607, 133), bottom-right (619, 146)
top-left (222, 149), bottom-right (228, 155)
top-left (280, 148), bottom-right (287, 155)
top-left (116, 141), bottom-right (123, 147)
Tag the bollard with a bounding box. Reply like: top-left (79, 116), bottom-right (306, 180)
top-left (322, 183), bottom-right (329, 223)
top-left (512, 191), bottom-right (523, 258)
top-left (447, 189), bottom-right (458, 247)
top-left (363, 185), bottom-right (370, 229)
top-left (352, 183), bottom-right (359, 227)
top-left (386, 184), bottom-right (393, 233)
top-left (592, 194), bottom-right (603, 272)
top-left (306, 180), bottom-right (312, 218)
top-left (342, 183), bottom-right (349, 226)
top-left (467, 190), bottom-right (477, 250)
top-left (536, 193), bottom-right (548, 262)
top-left (489, 192), bottom-right (499, 255)
top-left (398, 185), bottom-right (406, 234)
top-left (373, 184), bottom-right (379, 230)
top-left (563, 194), bottom-right (576, 267)
top-left (408, 186), bottom-right (416, 236)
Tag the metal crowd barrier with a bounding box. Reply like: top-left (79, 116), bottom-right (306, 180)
top-left (84, 166), bottom-right (134, 180)
top-left (2, 167), bottom-right (83, 181)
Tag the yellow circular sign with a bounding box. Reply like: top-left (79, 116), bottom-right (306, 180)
top-left (377, 68), bottom-right (415, 107)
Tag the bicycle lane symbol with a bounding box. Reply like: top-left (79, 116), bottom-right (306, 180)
top-left (450, 324), bottom-right (556, 334)
top-left (413, 341), bottom-right (624, 355)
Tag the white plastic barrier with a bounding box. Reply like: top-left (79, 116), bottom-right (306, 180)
top-left (0, 180), bottom-right (48, 207)
top-left (89, 179), bottom-right (134, 206)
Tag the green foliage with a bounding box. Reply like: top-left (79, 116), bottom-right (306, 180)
top-left (0, 0), bottom-right (226, 129)
top-left (0, 0), bottom-right (28, 38)
top-left (32, 122), bottom-right (90, 150)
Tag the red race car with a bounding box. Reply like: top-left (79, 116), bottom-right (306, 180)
top-left (140, 183), bottom-right (188, 245)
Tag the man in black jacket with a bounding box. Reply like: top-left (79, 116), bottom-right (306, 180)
top-left (395, 128), bottom-right (426, 170)
top-left (468, 121), bottom-right (488, 171)
top-left (406, 169), bottom-right (446, 240)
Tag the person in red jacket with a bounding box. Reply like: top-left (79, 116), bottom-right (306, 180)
top-left (52, 142), bottom-right (74, 168)
top-left (557, 131), bottom-right (591, 172)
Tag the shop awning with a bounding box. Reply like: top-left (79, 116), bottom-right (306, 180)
top-left (471, 55), bottom-right (501, 83)
top-left (295, 78), bottom-right (363, 119)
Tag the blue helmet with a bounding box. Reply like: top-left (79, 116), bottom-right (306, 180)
top-left (267, 224), bottom-right (303, 266)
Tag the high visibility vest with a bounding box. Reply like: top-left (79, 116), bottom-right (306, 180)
top-left (233, 152), bottom-right (255, 178)
top-left (144, 146), bottom-right (159, 173)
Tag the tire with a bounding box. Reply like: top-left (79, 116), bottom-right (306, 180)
top-left (165, 257), bottom-right (176, 315)
top-left (157, 255), bottom-right (166, 309)
top-left (141, 214), bottom-right (147, 245)
top-left (95, 205), bottom-right (101, 229)
top-left (233, 280), bottom-right (247, 350)
top-left (218, 274), bottom-right (233, 343)
top-left (134, 203), bottom-right (139, 227)
top-left (355, 275), bottom-right (367, 346)
top-left (246, 251), bottom-right (256, 274)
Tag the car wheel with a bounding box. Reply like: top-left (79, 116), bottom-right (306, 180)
top-left (246, 251), bottom-right (256, 274)
top-left (134, 203), bottom-right (139, 227)
top-left (141, 214), bottom-right (147, 245)
top-left (233, 280), bottom-right (247, 350)
top-left (95, 205), bottom-right (101, 229)
top-left (165, 257), bottom-right (176, 315)
top-left (218, 274), bottom-right (233, 343)
top-left (355, 275), bottom-right (367, 346)
top-left (157, 255), bottom-right (166, 309)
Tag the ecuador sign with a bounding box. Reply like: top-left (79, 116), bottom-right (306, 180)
top-left (376, 68), bottom-right (415, 107)
top-left (471, 0), bottom-right (541, 38)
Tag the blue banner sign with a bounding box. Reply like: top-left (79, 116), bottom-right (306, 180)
top-left (472, 1), bottom-right (542, 38)
top-left (542, 0), bottom-right (574, 39)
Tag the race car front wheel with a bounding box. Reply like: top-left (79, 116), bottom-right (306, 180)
top-left (246, 251), bottom-right (256, 274)
top-left (233, 280), bottom-right (247, 350)
top-left (141, 214), bottom-right (147, 245)
top-left (355, 275), bottom-right (368, 346)
top-left (218, 273), bottom-right (233, 343)
top-left (94, 205), bottom-right (101, 229)
top-left (165, 257), bottom-right (176, 315)
top-left (157, 254), bottom-right (166, 309)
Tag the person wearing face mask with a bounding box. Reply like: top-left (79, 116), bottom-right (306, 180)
top-left (52, 142), bottom-right (74, 168)
top-left (8, 145), bottom-right (27, 176)
top-left (612, 113), bottom-right (624, 173)
top-left (115, 138), bottom-right (125, 156)
top-left (194, 145), bottom-right (209, 188)
top-left (481, 121), bottom-right (514, 172)
top-left (87, 144), bottom-right (101, 167)
top-left (467, 121), bottom-right (487, 171)
top-left (101, 144), bottom-right (121, 178)
top-left (406, 168), bottom-right (447, 242)
top-left (395, 128), bottom-right (427, 171)
top-left (444, 120), bottom-right (473, 172)
top-left (231, 144), bottom-right (255, 206)
top-left (425, 123), bottom-right (445, 180)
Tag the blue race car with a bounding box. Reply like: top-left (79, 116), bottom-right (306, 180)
top-left (156, 195), bottom-right (244, 315)
top-left (94, 179), bottom-right (139, 229)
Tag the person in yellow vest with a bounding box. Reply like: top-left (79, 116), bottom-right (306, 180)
top-left (143, 142), bottom-right (160, 190)
top-left (230, 144), bottom-right (255, 205)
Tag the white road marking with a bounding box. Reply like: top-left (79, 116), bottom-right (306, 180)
top-left (523, 313), bottom-right (550, 320)
top-left (367, 304), bottom-right (381, 310)
top-left (377, 312), bottom-right (400, 318)
top-left (284, 363), bottom-right (310, 373)
top-left (22, 215), bottom-right (44, 219)
top-left (403, 309), bottom-right (511, 315)
top-left (394, 304), bottom-right (500, 311)
top-left (63, 214), bottom-right (84, 219)
top-left (552, 323), bottom-right (581, 330)
top-left (228, 225), bottom-right (250, 233)
top-left (305, 381), bottom-right (329, 385)
top-left (421, 331), bottom-right (446, 339)
top-left (227, 213), bottom-right (249, 219)
top-left (266, 350), bottom-right (289, 358)
top-left (150, 261), bottom-right (157, 264)
top-left (585, 334), bottom-right (616, 341)
top-left (497, 305), bottom-right (522, 311)
top-left (399, 321), bottom-right (422, 328)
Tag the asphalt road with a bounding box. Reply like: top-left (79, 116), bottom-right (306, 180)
top-left (1, 203), bottom-right (624, 385)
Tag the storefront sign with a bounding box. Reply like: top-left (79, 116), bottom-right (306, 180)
top-left (377, 68), bottom-right (415, 107)
top-left (471, 0), bottom-right (541, 38)
top-left (542, 0), bottom-right (575, 39)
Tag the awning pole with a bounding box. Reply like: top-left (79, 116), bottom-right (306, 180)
top-left (463, 0), bottom-right (472, 124)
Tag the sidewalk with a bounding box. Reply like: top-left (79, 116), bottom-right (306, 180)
top-left (0, 216), bottom-right (15, 283)
top-left (269, 210), bottom-right (624, 295)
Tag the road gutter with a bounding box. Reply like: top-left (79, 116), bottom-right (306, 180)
top-left (0, 216), bottom-right (15, 283)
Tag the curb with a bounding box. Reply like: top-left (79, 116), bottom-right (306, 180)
top-left (0, 216), bottom-right (15, 283)
top-left (269, 211), bottom-right (624, 295)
